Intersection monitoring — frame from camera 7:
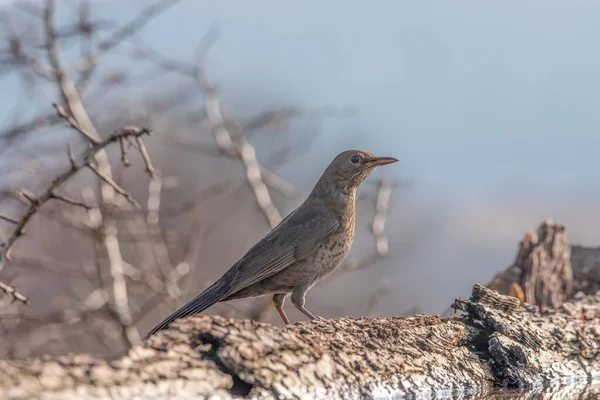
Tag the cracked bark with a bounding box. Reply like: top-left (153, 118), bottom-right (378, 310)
top-left (2, 283), bottom-right (600, 399)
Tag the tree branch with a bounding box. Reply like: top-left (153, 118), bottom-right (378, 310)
top-left (43, 0), bottom-right (145, 347)
top-left (0, 127), bottom-right (151, 279)
top-left (196, 61), bottom-right (283, 229)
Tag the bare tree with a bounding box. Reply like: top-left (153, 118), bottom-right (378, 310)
top-left (0, 0), bottom-right (398, 359)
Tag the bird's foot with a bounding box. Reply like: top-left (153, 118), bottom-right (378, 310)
top-left (297, 305), bottom-right (318, 320)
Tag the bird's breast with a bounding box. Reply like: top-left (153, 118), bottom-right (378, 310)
top-left (312, 201), bottom-right (355, 274)
top-left (309, 229), bottom-right (354, 279)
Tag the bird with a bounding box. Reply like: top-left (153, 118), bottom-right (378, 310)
top-left (144, 150), bottom-right (398, 339)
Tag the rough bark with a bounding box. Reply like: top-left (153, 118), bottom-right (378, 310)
top-left (488, 220), bottom-right (600, 307)
top-left (2, 284), bottom-right (600, 399)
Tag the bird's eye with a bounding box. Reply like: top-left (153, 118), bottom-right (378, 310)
top-left (351, 155), bottom-right (360, 164)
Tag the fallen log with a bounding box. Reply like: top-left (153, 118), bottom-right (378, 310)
top-left (2, 284), bottom-right (600, 399)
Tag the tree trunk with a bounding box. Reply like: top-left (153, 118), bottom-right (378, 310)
top-left (488, 220), bottom-right (600, 307)
top-left (2, 283), bottom-right (600, 399)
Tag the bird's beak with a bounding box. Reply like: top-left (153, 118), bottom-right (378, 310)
top-left (369, 156), bottom-right (399, 166)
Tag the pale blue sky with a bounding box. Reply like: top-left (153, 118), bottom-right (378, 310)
top-left (99, 0), bottom-right (600, 203)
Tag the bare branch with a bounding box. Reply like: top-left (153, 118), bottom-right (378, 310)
top-left (39, 207), bottom-right (93, 236)
top-left (119, 137), bottom-right (130, 166)
top-left (146, 176), bottom-right (162, 226)
top-left (177, 221), bottom-right (204, 300)
top-left (372, 177), bottom-right (392, 257)
top-left (0, 281), bottom-right (28, 304)
top-left (49, 192), bottom-right (91, 210)
top-left (0, 126), bottom-right (150, 298)
top-left (44, 0), bottom-right (143, 347)
top-left (242, 108), bottom-right (302, 134)
top-left (66, 143), bottom-right (76, 168)
top-left (18, 189), bottom-right (36, 205)
top-left (135, 136), bottom-right (155, 178)
top-left (259, 167), bottom-right (297, 198)
top-left (70, 0), bottom-right (183, 74)
top-left (113, 183), bottom-right (226, 219)
top-left (87, 163), bottom-right (141, 209)
top-left (45, 0), bottom-right (96, 138)
top-left (0, 113), bottom-right (60, 145)
top-left (0, 214), bottom-right (19, 225)
top-left (167, 133), bottom-right (298, 198)
top-left (196, 60), bottom-right (282, 228)
top-left (53, 103), bottom-right (99, 144)
top-left (144, 175), bottom-right (180, 300)
top-left (10, 255), bottom-right (88, 279)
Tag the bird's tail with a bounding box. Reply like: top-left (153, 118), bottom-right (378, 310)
top-left (144, 278), bottom-right (229, 340)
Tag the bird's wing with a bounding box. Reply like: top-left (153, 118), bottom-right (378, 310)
top-left (225, 205), bottom-right (339, 296)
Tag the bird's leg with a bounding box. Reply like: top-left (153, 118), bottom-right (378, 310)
top-left (272, 293), bottom-right (291, 326)
top-left (291, 285), bottom-right (319, 321)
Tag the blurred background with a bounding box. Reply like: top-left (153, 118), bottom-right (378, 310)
top-left (1, 0), bottom-right (600, 359)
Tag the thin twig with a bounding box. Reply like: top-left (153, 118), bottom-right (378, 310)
top-left (10, 255), bottom-right (88, 279)
top-left (146, 176), bottom-right (161, 226)
top-left (71, 0), bottom-right (182, 74)
top-left (259, 166), bottom-right (297, 198)
top-left (135, 136), bottom-right (155, 178)
top-left (119, 137), bottom-right (130, 166)
top-left (39, 207), bottom-right (93, 235)
top-left (53, 103), bottom-right (99, 144)
top-left (0, 214), bottom-right (19, 225)
top-left (113, 182), bottom-right (226, 219)
top-left (87, 163), bottom-right (141, 209)
top-left (66, 143), bottom-right (76, 168)
top-left (49, 192), bottom-right (91, 210)
top-left (0, 281), bottom-right (28, 303)
top-left (0, 113), bottom-right (60, 145)
top-left (18, 190), bottom-right (36, 205)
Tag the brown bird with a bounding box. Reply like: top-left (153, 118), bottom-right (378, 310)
top-left (144, 150), bottom-right (398, 339)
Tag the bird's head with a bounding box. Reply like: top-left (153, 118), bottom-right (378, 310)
top-left (316, 150), bottom-right (398, 192)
